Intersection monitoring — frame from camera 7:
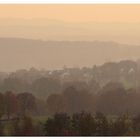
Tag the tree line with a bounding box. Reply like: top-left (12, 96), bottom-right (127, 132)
top-left (0, 91), bottom-right (36, 120)
top-left (0, 80), bottom-right (140, 119)
top-left (0, 60), bottom-right (139, 98)
top-left (46, 82), bottom-right (140, 116)
top-left (1, 112), bottom-right (140, 136)
top-left (44, 112), bottom-right (140, 136)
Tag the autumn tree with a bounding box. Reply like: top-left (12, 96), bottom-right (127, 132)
top-left (4, 91), bottom-right (18, 120)
top-left (0, 92), bottom-right (4, 118)
top-left (17, 92), bottom-right (36, 117)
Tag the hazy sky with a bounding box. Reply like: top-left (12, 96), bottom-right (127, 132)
top-left (0, 4), bottom-right (140, 22)
top-left (0, 5), bottom-right (140, 44)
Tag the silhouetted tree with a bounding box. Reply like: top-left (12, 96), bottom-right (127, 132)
top-left (112, 115), bottom-right (131, 136)
top-left (18, 116), bottom-right (35, 136)
top-left (44, 113), bottom-right (71, 136)
top-left (72, 112), bottom-right (96, 136)
top-left (95, 112), bottom-right (109, 136)
top-left (132, 114), bottom-right (140, 133)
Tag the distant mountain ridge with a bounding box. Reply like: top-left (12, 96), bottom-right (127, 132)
top-left (0, 37), bottom-right (140, 71)
top-left (0, 37), bottom-right (126, 47)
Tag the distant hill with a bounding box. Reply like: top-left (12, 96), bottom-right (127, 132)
top-left (0, 38), bottom-right (140, 71)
